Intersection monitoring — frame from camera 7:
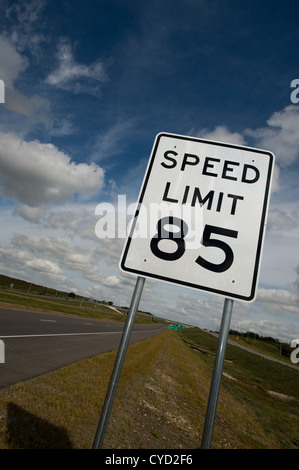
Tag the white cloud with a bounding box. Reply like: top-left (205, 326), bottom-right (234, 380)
top-left (46, 208), bottom-right (96, 239)
top-left (0, 34), bottom-right (51, 127)
top-left (269, 164), bottom-right (281, 193)
top-left (4, 88), bottom-right (52, 126)
top-left (0, 34), bottom-right (28, 86)
top-left (267, 208), bottom-right (298, 233)
top-left (245, 105), bottom-right (299, 167)
top-left (0, 241), bottom-right (66, 285)
top-left (26, 257), bottom-right (63, 275)
top-left (14, 204), bottom-right (43, 222)
top-left (50, 119), bottom-right (77, 137)
top-left (11, 234), bottom-right (96, 275)
top-left (195, 125), bottom-right (246, 146)
top-left (290, 264), bottom-right (299, 296)
top-left (0, 131), bottom-right (105, 206)
top-left (5, 0), bottom-right (47, 54)
top-left (9, 233), bottom-right (132, 292)
top-left (155, 284), bottom-right (299, 341)
top-left (193, 112), bottom-right (299, 194)
top-left (98, 275), bottom-right (121, 287)
top-left (256, 287), bottom-right (299, 307)
top-left (46, 39), bottom-right (107, 95)
top-left (91, 119), bottom-right (139, 163)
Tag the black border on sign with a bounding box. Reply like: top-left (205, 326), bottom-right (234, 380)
top-left (120, 132), bottom-right (275, 302)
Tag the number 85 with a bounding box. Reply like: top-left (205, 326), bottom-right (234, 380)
top-left (150, 216), bottom-right (238, 273)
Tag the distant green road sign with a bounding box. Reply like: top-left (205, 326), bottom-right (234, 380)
top-left (168, 324), bottom-right (183, 330)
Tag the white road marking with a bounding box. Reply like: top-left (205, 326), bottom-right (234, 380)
top-left (0, 332), bottom-right (122, 339)
top-left (0, 329), bottom-right (161, 339)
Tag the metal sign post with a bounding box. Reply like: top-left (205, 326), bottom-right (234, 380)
top-left (92, 276), bottom-right (145, 449)
top-left (201, 298), bottom-right (233, 449)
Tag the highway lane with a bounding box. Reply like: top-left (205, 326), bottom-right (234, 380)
top-left (0, 305), bottom-right (167, 388)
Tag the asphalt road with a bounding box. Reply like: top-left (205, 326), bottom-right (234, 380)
top-left (0, 305), bottom-right (167, 388)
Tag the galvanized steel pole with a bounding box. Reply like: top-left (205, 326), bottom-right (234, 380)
top-left (92, 276), bottom-right (145, 449)
top-left (201, 298), bottom-right (234, 449)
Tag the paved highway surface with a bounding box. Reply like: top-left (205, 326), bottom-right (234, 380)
top-left (0, 305), bottom-right (167, 388)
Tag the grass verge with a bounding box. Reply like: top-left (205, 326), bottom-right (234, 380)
top-left (0, 290), bottom-right (162, 324)
top-left (180, 328), bottom-right (299, 448)
top-left (0, 328), bottom-right (298, 449)
top-left (228, 333), bottom-right (298, 366)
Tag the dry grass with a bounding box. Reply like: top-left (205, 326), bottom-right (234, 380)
top-left (0, 329), bottom-right (297, 449)
top-left (115, 331), bottom-right (280, 449)
top-left (0, 332), bottom-right (167, 448)
top-left (0, 290), bottom-right (161, 325)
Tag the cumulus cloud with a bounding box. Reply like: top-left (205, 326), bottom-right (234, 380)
top-left (195, 125), bottom-right (246, 146)
top-left (46, 208), bottom-right (96, 239)
top-left (289, 264), bottom-right (299, 296)
top-left (166, 285), bottom-right (299, 341)
top-left (267, 208), bottom-right (298, 233)
top-left (256, 288), bottom-right (299, 306)
top-left (14, 204), bottom-right (43, 222)
top-left (46, 39), bottom-right (107, 95)
top-left (245, 105), bottom-right (299, 167)
top-left (193, 108), bottom-right (299, 193)
top-left (11, 234), bottom-right (96, 274)
top-left (0, 34), bottom-right (28, 86)
top-left (0, 241), bottom-right (65, 285)
top-left (5, 88), bottom-right (51, 125)
top-left (0, 34), bottom-right (51, 126)
top-left (9, 233), bottom-right (134, 294)
top-left (10, 234), bottom-right (104, 287)
top-left (193, 106), bottom-right (299, 163)
top-left (0, 131), bottom-right (105, 206)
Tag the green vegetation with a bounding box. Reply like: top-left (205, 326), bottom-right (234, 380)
top-left (0, 273), bottom-right (297, 448)
top-left (0, 273), bottom-right (85, 299)
top-left (180, 328), bottom-right (299, 448)
top-left (0, 332), bottom-right (169, 448)
top-left (229, 330), bottom-right (295, 364)
top-left (0, 327), bottom-right (297, 449)
top-left (0, 288), bottom-right (164, 325)
top-left (0, 289), bottom-right (126, 320)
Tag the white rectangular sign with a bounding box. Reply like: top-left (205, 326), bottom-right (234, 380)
top-left (120, 133), bottom-right (275, 302)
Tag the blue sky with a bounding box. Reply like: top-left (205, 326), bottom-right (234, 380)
top-left (0, 0), bottom-right (299, 342)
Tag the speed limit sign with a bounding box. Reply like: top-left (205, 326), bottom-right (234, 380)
top-left (120, 132), bottom-right (275, 302)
